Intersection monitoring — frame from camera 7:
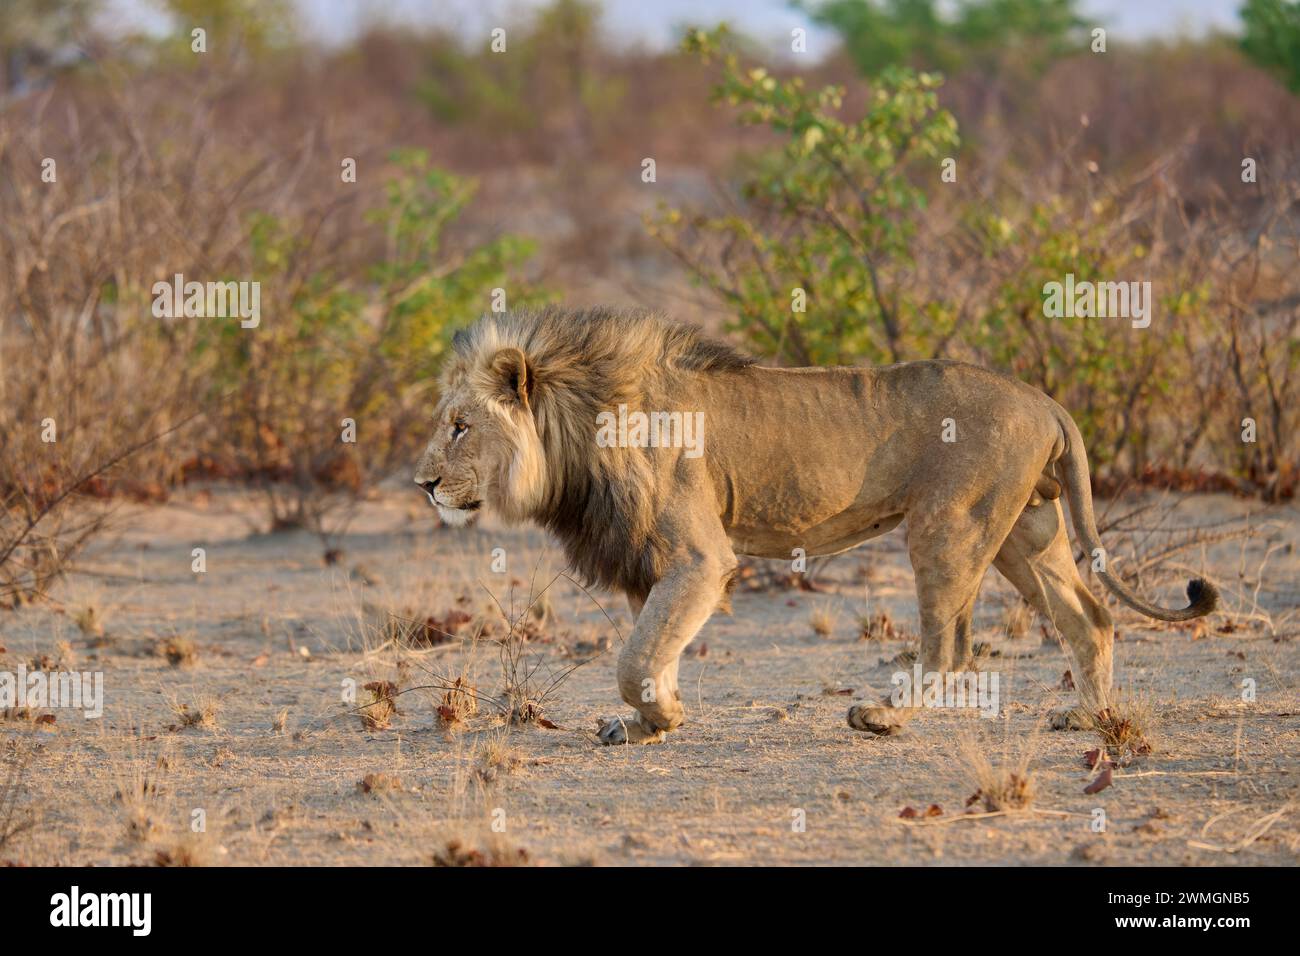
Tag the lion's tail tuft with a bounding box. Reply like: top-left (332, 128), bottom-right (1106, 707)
top-left (1052, 407), bottom-right (1219, 623)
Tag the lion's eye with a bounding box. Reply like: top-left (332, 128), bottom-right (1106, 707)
top-left (451, 421), bottom-right (468, 440)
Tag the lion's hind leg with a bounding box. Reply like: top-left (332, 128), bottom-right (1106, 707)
top-left (848, 507), bottom-right (1008, 736)
top-left (993, 499), bottom-right (1114, 728)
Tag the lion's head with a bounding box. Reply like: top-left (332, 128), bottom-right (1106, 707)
top-left (413, 343), bottom-right (546, 527)
top-left (413, 306), bottom-right (753, 593)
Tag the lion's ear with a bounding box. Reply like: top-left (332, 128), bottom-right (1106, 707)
top-left (489, 347), bottom-right (533, 409)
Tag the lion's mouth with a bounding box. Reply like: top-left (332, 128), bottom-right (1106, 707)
top-left (428, 495), bottom-right (481, 512)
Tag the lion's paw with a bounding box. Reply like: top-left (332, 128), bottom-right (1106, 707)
top-left (596, 715), bottom-right (666, 746)
top-left (847, 703), bottom-right (908, 736)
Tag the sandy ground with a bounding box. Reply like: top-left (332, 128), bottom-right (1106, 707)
top-left (1, 485), bottom-right (1297, 866)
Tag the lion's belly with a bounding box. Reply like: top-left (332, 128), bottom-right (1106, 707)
top-left (727, 511), bottom-right (904, 559)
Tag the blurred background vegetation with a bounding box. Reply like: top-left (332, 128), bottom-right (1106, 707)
top-left (1, 0), bottom-right (1298, 598)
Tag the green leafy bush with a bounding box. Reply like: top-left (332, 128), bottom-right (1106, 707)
top-left (799, 0), bottom-right (1091, 77)
top-left (1240, 0), bottom-right (1300, 93)
top-left (651, 27), bottom-right (958, 366)
top-left (966, 199), bottom-right (1212, 471)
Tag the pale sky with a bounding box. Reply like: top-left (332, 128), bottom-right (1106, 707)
top-left (102, 0), bottom-right (1245, 54)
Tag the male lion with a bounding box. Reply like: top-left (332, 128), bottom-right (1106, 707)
top-left (414, 306), bottom-right (1218, 744)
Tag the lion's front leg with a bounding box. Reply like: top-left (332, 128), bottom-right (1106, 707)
top-left (596, 550), bottom-right (732, 746)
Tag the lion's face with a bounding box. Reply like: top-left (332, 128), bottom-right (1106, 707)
top-left (413, 349), bottom-right (546, 526)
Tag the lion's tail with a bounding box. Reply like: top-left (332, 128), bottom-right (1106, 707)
top-left (1051, 406), bottom-right (1218, 622)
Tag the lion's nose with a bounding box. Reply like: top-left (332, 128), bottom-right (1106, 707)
top-left (417, 478), bottom-right (440, 496)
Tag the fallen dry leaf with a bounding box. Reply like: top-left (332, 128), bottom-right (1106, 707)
top-left (1083, 766), bottom-right (1114, 794)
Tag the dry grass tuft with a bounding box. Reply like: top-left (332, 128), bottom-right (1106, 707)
top-left (112, 742), bottom-right (172, 845)
top-left (158, 634), bottom-right (199, 668)
top-left (169, 694), bottom-right (221, 731)
top-left (477, 733), bottom-right (521, 783)
top-left (504, 696), bottom-right (547, 726)
top-left (960, 735), bottom-right (1037, 812)
top-left (358, 773), bottom-right (403, 795)
top-left (73, 606), bottom-right (104, 639)
top-left (430, 836), bottom-right (530, 867)
top-left (385, 574), bottom-right (602, 733)
top-left (809, 602), bottom-right (837, 638)
top-left (153, 833), bottom-right (216, 867)
top-left (438, 676), bottom-right (479, 726)
top-left (1083, 701), bottom-right (1155, 762)
top-left (359, 680), bottom-right (399, 731)
top-left (859, 609), bottom-right (904, 642)
top-left (370, 604), bottom-right (475, 648)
